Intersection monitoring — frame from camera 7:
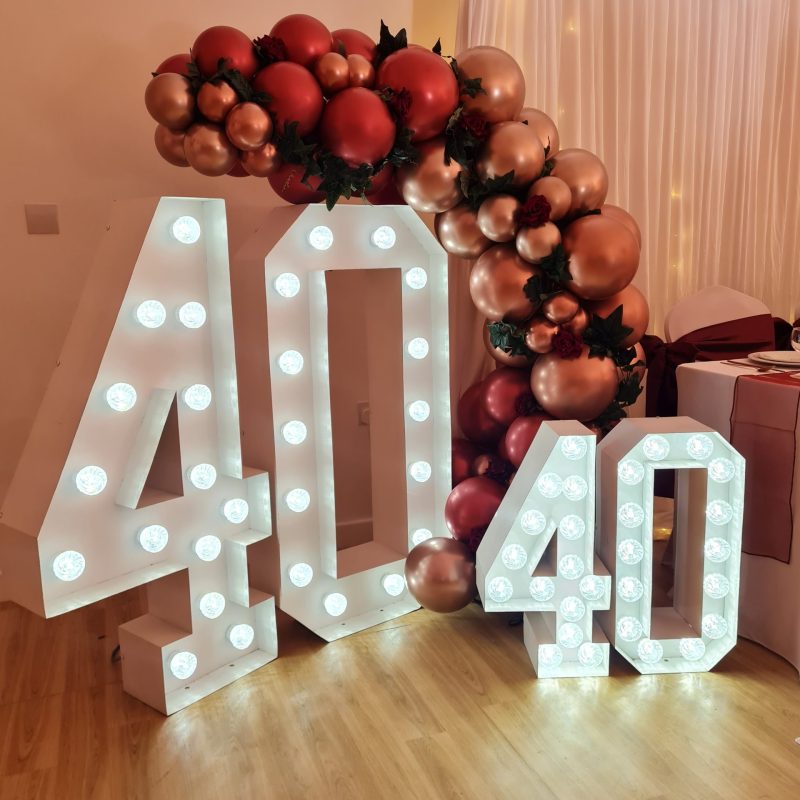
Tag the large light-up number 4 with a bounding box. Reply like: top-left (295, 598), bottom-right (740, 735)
top-left (477, 421), bottom-right (611, 677)
top-left (596, 417), bottom-right (744, 673)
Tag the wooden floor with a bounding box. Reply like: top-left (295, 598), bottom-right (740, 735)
top-left (1, 590), bottom-right (799, 800)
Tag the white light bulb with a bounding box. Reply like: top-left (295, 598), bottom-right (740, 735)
top-left (708, 457), bottom-right (736, 483)
top-left (407, 400), bottom-right (430, 422)
top-left (228, 623), bottom-right (255, 650)
top-left (679, 638), bottom-right (707, 661)
top-left (222, 498), bottom-right (249, 524)
top-left (411, 528), bottom-right (433, 545)
top-left (617, 576), bottom-right (644, 603)
top-left (642, 435), bottom-right (670, 461)
top-left (409, 461), bottom-right (432, 482)
top-left (529, 576), bottom-right (555, 601)
top-left (194, 534), bottom-right (222, 562)
top-left (281, 420), bottom-right (308, 445)
top-left (618, 459), bottom-right (645, 486)
top-left (686, 434), bottom-right (714, 460)
top-left (405, 267), bottom-right (428, 289)
top-left (537, 472), bottom-right (563, 498)
top-left (618, 502), bottom-right (645, 528)
top-left (285, 488), bottom-right (311, 512)
top-left (539, 645), bottom-right (563, 668)
top-left (557, 623), bottom-right (584, 648)
top-left (487, 576), bottom-right (514, 603)
top-left (501, 544), bottom-right (528, 570)
top-left (308, 225), bottom-right (333, 250)
top-left (370, 225), bottom-right (396, 249)
top-left (136, 300), bottom-right (166, 328)
top-left (704, 537), bottom-right (732, 563)
top-left (578, 643), bottom-right (604, 668)
top-left (183, 383), bottom-right (212, 411)
top-left (560, 436), bottom-right (588, 460)
top-left (288, 563), bottom-right (314, 587)
top-left (562, 475), bottom-right (588, 501)
top-left (637, 638), bottom-right (664, 664)
top-left (558, 554), bottom-right (585, 580)
top-left (702, 614), bottom-right (728, 639)
top-left (274, 272), bottom-right (300, 298)
top-left (382, 573), bottom-right (406, 596)
top-left (559, 515), bottom-right (585, 540)
top-left (324, 592), bottom-right (348, 617)
top-left (138, 524), bottom-right (168, 553)
top-left (171, 215), bottom-right (201, 244)
top-left (520, 509), bottom-right (547, 536)
top-left (106, 382), bottom-right (137, 412)
top-left (199, 592), bottom-right (226, 619)
top-left (278, 350), bottom-right (304, 375)
top-left (75, 465), bottom-right (107, 496)
top-left (706, 500), bottom-right (734, 526)
top-left (52, 550), bottom-right (85, 581)
top-left (559, 596), bottom-right (586, 622)
top-left (703, 573), bottom-right (731, 599)
top-left (188, 463), bottom-right (217, 490)
top-left (169, 651), bottom-right (197, 680)
top-left (618, 538), bottom-right (645, 565)
top-left (617, 616), bottom-right (644, 642)
top-left (177, 301), bottom-right (207, 329)
top-left (407, 338), bottom-right (429, 359)
top-left (579, 575), bottom-right (605, 601)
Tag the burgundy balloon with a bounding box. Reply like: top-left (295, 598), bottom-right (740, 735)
top-left (503, 413), bottom-right (554, 468)
top-left (452, 438), bottom-right (483, 486)
top-left (481, 367), bottom-right (535, 427)
top-left (444, 477), bottom-right (506, 541)
top-left (155, 53), bottom-right (191, 76)
top-left (457, 382), bottom-right (506, 445)
top-left (404, 537), bottom-right (477, 613)
top-left (332, 28), bottom-right (377, 61)
top-left (268, 162), bottom-right (324, 204)
top-left (252, 62), bottom-right (324, 137)
top-left (270, 14), bottom-right (333, 68)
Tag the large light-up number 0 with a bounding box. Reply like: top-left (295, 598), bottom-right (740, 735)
top-left (477, 421), bottom-right (611, 677)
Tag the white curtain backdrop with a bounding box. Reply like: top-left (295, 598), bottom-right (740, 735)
top-left (453, 0), bottom-right (800, 356)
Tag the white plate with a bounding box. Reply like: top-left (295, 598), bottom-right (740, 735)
top-left (748, 351), bottom-right (800, 365)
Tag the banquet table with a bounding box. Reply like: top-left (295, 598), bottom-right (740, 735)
top-left (677, 361), bottom-right (800, 673)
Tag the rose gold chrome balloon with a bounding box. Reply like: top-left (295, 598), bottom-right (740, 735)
top-left (477, 194), bottom-right (520, 242)
top-left (476, 122), bottom-right (545, 187)
top-left (153, 125), bottom-right (189, 166)
top-left (550, 148), bottom-right (609, 214)
top-left (397, 137), bottom-right (463, 213)
top-left (184, 123), bottom-right (239, 176)
top-left (541, 292), bottom-right (580, 325)
top-left (314, 51), bottom-right (350, 95)
top-left (524, 316), bottom-right (558, 353)
top-left (456, 46), bottom-right (525, 123)
top-left (470, 244), bottom-right (538, 323)
top-left (225, 102), bottom-right (273, 151)
top-left (601, 204), bottom-right (642, 249)
top-left (563, 215), bottom-right (640, 300)
top-left (529, 176), bottom-right (571, 220)
top-left (517, 107), bottom-right (559, 156)
top-left (482, 322), bottom-right (534, 367)
top-left (347, 54), bottom-right (375, 88)
top-left (531, 346), bottom-right (619, 421)
top-left (561, 307), bottom-right (589, 337)
top-left (240, 142), bottom-right (281, 177)
top-left (144, 73), bottom-right (195, 130)
top-left (404, 537), bottom-right (477, 613)
top-left (197, 80), bottom-right (239, 123)
top-left (516, 222), bottom-right (561, 263)
top-left (435, 204), bottom-right (491, 258)
top-left (585, 283), bottom-right (649, 347)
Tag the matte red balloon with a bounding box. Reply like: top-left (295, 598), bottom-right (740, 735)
top-left (253, 62), bottom-right (324, 137)
top-left (332, 28), bottom-right (377, 61)
top-left (365, 164), bottom-right (394, 195)
top-left (481, 367), bottom-right (535, 427)
top-left (458, 382), bottom-right (506, 445)
top-left (452, 438), bottom-right (484, 486)
top-left (503, 413), bottom-right (554, 468)
top-left (445, 477), bottom-right (506, 540)
top-left (376, 48), bottom-right (459, 142)
top-left (268, 162), bottom-right (324, 204)
top-left (155, 53), bottom-right (191, 76)
top-left (192, 26), bottom-right (258, 79)
top-left (320, 88), bottom-right (396, 167)
top-left (270, 14), bottom-right (333, 68)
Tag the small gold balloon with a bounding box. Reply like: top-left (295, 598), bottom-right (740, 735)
top-left (153, 124), bottom-right (189, 166)
top-left (517, 107), bottom-right (559, 156)
top-left (240, 142), bottom-right (281, 177)
top-left (397, 137), bottom-right (463, 213)
top-left (516, 222), bottom-right (561, 263)
top-left (435, 204), bottom-right (491, 258)
top-left (601, 204), bottom-right (642, 249)
top-left (347, 53), bottom-right (375, 88)
top-left (470, 244), bottom-right (538, 322)
top-left (529, 176), bottom-right (572, 221)
top-left (550, 148), bottom-right (609, 214)
top-left (144, 73), bottom-right (195, 130)
top-left (541, 292), bottom-right (580, 325)
top-left (476, 122), bottom-right (545, 188)
top-left (456, 46), bottom-right (525, 123)
top-left (482, 321), bottom-right (534, 367)
top-left (197, 80), bottom-right (239, 123)
top-left (184, 123), bottom-right (239, 176)
top-left (477, 194), bottom-right (520, 242)
top-left (561, 307), bottom-right (589, 337)
top-left (314, 51), bottom-right (350, 95)
top-left (225, 102), bottom-right (273, 151)
top-left (525, 316), bottom-right (558, 354)
top-left (585, 284), bottom-right (650, 347)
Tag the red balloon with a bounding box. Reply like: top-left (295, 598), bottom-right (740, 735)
top-left (155, 53), bottom-right (191, 76)
top-left (367, 174), bottom-right (406, 205)
top-left (497, 433), bottom-right (511, 462)
top-left (332, 28), bottom-right (377, 61)
top-left (481, 367), bottom-right (535, 427)
top-left (253, 62), bottom-right (324, 137)
top-left (458, 382), bottom-right (506, 445)
top-left (192, 26), bottom-right (258, 79)
top-left (320, 88), bottom-right (396, 167)
top-left (376, 48), bottom-right (459, 142)
top-left (268, 162), bottom-right (324, 204)
top-left (227, 162), bottom-right (249, 177)
top-left (453, 438), bottom-right (483, 486)
top-left (445, 477), bottom-right (506, 541)
top-left (270, 14), bottom-right (333, 68)
top-left (504, 413), bottom-right (554, 468)
top-left (365, 164), bottom-right (394, 195)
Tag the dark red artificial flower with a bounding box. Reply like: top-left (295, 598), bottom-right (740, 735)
top-left (517, 194), bottom-right (552, 228)
top-left (253, 34), bottom-right (287, 64)
top-left (383, 88), bottom-right (412, 123)
top-left (484, 456), bottom-right (514, 485)
top-left (458, 111), bottom-right (489, 141)
top-left (552, 329), bottom-right (583, 359)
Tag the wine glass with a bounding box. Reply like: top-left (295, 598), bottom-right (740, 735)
top-left (791, 326), bottom-right (800, 352)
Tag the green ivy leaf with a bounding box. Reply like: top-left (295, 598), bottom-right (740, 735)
top-left (274, 121), bottom-right (317, 168)
top-left (375, 20), bottom-right (408, 64)
top-left (539, 157), bottom-right (556, 178)
top-left (523, 273), bottom-right (560, 312)
top-left (459, 169), bottom-right (517, 211)
top-left (383, 127), bottom-right (419, 169)
top-left (461, 76), bottom-right (485, 98)
top-left (432, 38), bottom-right (442, 56)
top-left (537, 243), bottom-right (572, 284)
top-left (583, 305), bottom-right (634, 358)
top-left (487, 321), bottom-right (529, 358)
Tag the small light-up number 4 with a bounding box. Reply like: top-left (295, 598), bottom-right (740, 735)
top-left (477, 421), bottom-right (611, 677)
